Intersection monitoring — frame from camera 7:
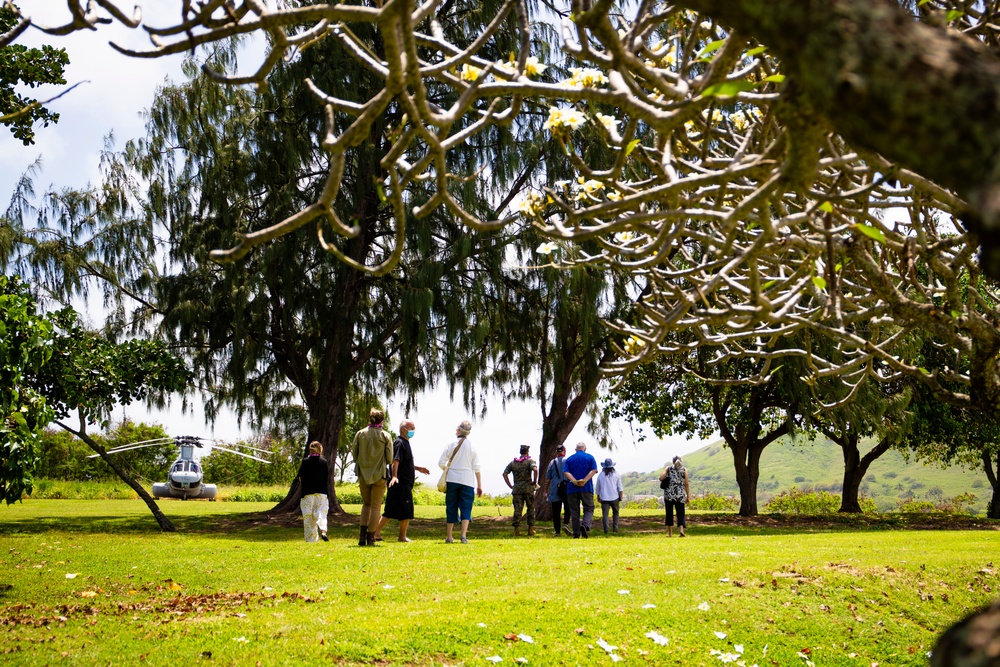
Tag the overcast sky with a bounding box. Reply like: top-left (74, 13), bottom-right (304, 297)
top-left (2, 3), bottom-right (713, 493)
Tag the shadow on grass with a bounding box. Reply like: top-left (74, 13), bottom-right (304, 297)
top-left (1, 508), bottom-right (995, 541)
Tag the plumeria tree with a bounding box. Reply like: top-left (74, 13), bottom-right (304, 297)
top-left (9, 1), bottom-right (1000, 446)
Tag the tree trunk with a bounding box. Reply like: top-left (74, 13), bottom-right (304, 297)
top-left (836, 432), bottom-right (892, 513)
top-left (269, 391), bottom-right (349, 515)
top-left (731, 441), bottom-right (760, 517)
top-left (984, 449), bottom-right (1000, 520)
top-left (58, 419), bottom-right (176, 532)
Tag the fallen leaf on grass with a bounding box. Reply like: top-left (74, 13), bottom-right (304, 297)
top-left (645, 630), bottom-right (668, 646)
top-left (170, 582), bottom-right (183, 591)
top-left (575, 628), bottom-right (585, 635)
top-left (516, 659), bottom-right (528, 664)
top-left (79, 591), bottom-right (98, 598)
top-left (65, 573), bottom-right (79, 579)
top-left (504, 633), bottom-right (519, 642)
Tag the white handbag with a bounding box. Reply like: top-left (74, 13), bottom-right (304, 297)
top-left (437, 438), bottom-right (465, 492)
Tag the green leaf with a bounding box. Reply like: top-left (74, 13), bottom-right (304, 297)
top-left (834, 262), bottom-right (842, 272)
top-left (697, 39), bottom-right (726, 59)
top-left (746, 46), bottom-right (768, 57)
top-left (917, 0), bottom-right (930, 4)
top-left (951, 310), bottom-right (961, 319)
top-left (946, 9), bottom-right (964, 21)
top-left (624, 139), bottom-right (641, 158)
top-left (812, 276), bottom-right (827, 290)
top-left (703, 80), bottom-right (755, 99)
top-left (762, 279), bottom-right (777, 289)
top-left (853, 223), bottom-right (886, 244)
top-left (763, 74), bottom-right (786, 83)
top-left (818, 201), bottom-right (834, 213)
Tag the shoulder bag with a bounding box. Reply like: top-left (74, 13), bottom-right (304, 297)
top-left (437, 438), bottom-right (465, 493)
top-left (659, 467), bottom-right (672, 490)
top-left (555, 458), bottom-right (568, 502)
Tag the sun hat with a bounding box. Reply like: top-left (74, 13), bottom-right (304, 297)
top-left (601, 458), bottom-right (615, 469)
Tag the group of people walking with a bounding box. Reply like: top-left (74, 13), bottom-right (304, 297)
top-left (294, 409), bottom-right (691, 543)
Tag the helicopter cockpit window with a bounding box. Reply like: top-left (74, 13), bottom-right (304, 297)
top-left (172, 462), bottom-right (184, 473)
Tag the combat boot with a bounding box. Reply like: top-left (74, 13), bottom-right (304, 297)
top-left (514, 526), bottom-right (521, 537)
top-left (527, 526), bottom-right (535, 536)
top-left (359, 525), bottom-right (368, 546)
top-left (366, 531), bottom-right (376, 546)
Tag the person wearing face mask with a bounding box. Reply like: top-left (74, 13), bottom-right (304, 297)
top-left (659, 456), bottom-right (691, 537)
top-left (375, 419), bottom-right (429, 542)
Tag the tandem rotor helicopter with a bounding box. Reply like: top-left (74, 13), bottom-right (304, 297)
top-left (90, 435), bottom-right (272, 500)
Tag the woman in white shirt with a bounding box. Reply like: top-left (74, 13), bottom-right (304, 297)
top-left (438, 420), bottom-right (482, 544)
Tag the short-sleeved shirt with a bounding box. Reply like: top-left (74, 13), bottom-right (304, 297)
top-left (503, 457), bottom-right (537, 494)
top-left (392, 436), bottom-right (415, 487)
top-left (563, 450), bottom-right (598, 495)
top-left (297, 455), bottom-right (329, 496)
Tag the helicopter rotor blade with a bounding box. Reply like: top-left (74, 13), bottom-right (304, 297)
top-left (87, 438), bottom-right (178, 458)
top-left (209, 445), bottom-right (272, 464)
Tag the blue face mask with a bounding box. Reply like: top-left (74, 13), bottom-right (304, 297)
top-left (406, 430), bottom-right (415, 439)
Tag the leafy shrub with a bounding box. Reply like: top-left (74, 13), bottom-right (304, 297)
top-left (883, 471), bottom-right (898, 479)
top-left (27, 480), bottom-right (139, 500)
top-left (765, 487), bottom-right (841, 515)
top-left (933, 492), bottom-right (978, 514)
top-left (895, 499), bottom-right (937, 513)
top-left (624, 497), bottom-right (661, 510)
top-left (689, 493), bottom-right (739, 512)
top-left (793, 476), bottom-right (806, 484)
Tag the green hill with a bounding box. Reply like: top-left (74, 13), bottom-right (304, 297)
top-left (621, 435), bottom-right (988, 513)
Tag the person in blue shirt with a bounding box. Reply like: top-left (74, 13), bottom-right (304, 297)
top-left (562, 442), bottom-right (598, 538)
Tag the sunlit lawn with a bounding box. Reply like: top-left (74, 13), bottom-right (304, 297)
top-left (1, 500), bottom-right (997, 666)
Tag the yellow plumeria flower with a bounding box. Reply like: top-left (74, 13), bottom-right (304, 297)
top-left (623, 335), bottom-right (646, 356)
top-left (516, 191), bottom-right (546, 216)
top-left (536, 241), bottom-right (559, 255)
top-left (730, 110), bottom-right (749, 132)
top-left (607, 191), bottom-right (624, 202)
top-left (701, 109), bottom-right (724, 124)
top-left (614, 230), bottom-right (635, 243)
top-left (578, 177), bottom-right (604, 194)
top-left (460, 64), bottom-right (482, 82)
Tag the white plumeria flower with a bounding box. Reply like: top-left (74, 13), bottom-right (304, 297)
top-left (714, 631), bottom-right (728, 640)
top-left (594, 113), bottom-right (620, 133)
top-left (524, 56), bottom-right (546, 76)
top-left (459, 63), bottom-right (482, 81)
top-left (516, 191), bottom-right (545, 216)
top-left (645, 631), bottom-right (669, 646)
top-left (561, 108), bottom-right (586, 129)
top-left (702, 109), bottom-right (724, 124)
top-left (494, 59), bottom-right (517, 76)
top-left (562, 67), bottom-right (608, 88)
top-left (578, 177), bottom-right (604, 194)
top-left (536, 242), bottom-right (558, 255)
top-left (730, 110), bottom-right (749, 131)
top-left (734, 644), bottom-right (744, 654)
top-left (698, 602), bottom-right (711, 611)
top-left (615, 231), bottom-right (635, 244)
top-left (517, 634), bottom-right (534, 644)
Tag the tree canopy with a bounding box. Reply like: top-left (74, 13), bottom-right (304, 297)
top-left (0, 3), bottom-right (69, 145)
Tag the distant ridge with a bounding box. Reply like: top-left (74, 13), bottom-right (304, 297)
top-left (620, 435), bottom-right (987, 513)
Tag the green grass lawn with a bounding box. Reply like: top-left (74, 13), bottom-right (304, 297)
top-left (1, 500), bottom-right (998, 666)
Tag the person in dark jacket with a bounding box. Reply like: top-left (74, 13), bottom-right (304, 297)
top-left (297, 440), bottom-right (330, 543)
top-left (374, 419), bottom-right (429, 542)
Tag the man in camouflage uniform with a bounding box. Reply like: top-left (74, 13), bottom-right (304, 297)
top-left (502, 445), bottom-right (538, 536)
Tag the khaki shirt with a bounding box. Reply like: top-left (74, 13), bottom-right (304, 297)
top-left (351, 426), bottom-right (393, 485)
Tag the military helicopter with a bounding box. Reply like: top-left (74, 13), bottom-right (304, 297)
top-left (91, 435), bottom-right (271, 500)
